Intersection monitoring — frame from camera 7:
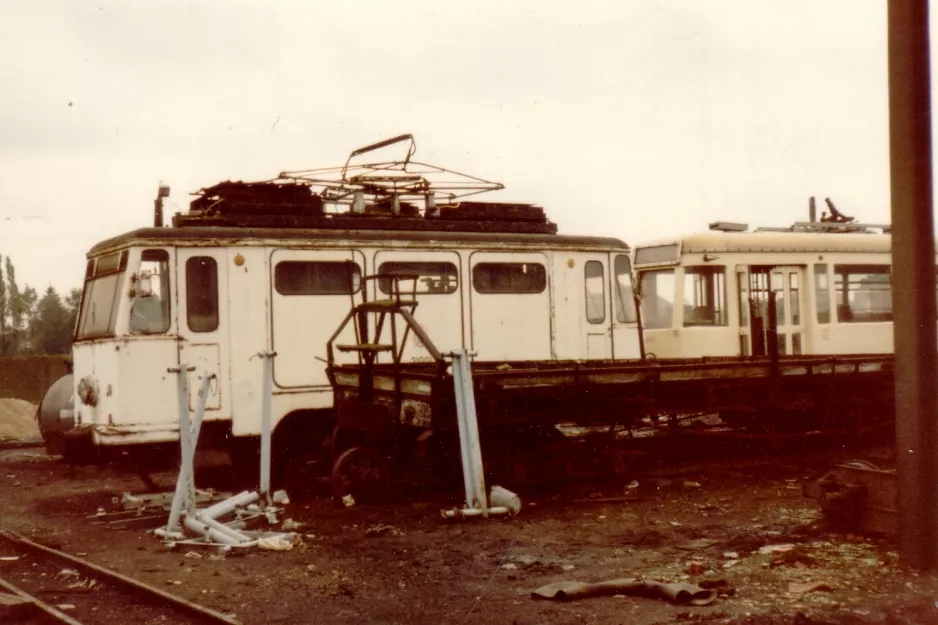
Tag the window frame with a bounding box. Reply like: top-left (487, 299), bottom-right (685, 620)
top-left (128, 249), bottom-right (172, 336)
top-left (833, 264), bottom-right (892, 323)
top-left (377, 261), bottom-right (459, 295)
top-left (584, 260), bottom-right (606, 324)
top-left (682, 265), bottom-right (727, 327)
top-left (638, 268), bottom-right (677, 330)
top-left (471, 262), bottom-right (547, 295)
top-left (274, 260), bottom-right (362, 296)
top-left (75, 250), bottom-right (129, 340)
top-left (186, 256), bottom-right (219, 333)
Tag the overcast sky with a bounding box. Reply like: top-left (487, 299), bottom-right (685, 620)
top-left (0, 1), bottom-right (898, 294)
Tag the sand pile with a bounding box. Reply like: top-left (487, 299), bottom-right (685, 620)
top-left (0, 398), bottom-right (39, 440)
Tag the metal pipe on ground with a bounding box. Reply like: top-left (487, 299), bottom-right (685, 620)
top-left (199, 491), bottom-right (260, 521)
top-left (183, 516), bottom-right (244, 546)
top-left (191, 515), bottom-right (251, 544)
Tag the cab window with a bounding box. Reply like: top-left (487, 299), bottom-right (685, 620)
top-left (129, 249), bottom-right (171, 334)
top-left (639, 269), bottom-right (676, 329)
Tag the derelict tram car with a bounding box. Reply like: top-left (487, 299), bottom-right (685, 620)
top-left (633, 216), bottom-right (901, 360)
top-left (39, 136), bottom-right (642, 475)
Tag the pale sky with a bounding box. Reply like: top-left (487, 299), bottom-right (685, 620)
top-left (0, 1), bottom-right (897, 294)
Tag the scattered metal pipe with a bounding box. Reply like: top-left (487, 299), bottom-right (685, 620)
top-left (183, 516), bottom-right (243, 546)
top-left (165, 369), bottom-right (212, 534)
top-left (199, 491), bottom-right (260, 521)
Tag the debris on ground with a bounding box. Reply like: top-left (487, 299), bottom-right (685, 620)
top-left (532, 577), bottom-right (719, 606)
top-left (364, 524), bottom-right (404, 537)
top-left (788, 581), bottom-right (834, 594)
top-left (257, 536), bottom-right (295, 551)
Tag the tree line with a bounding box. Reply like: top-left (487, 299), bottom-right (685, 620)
top-left (0, 255), bottom-right (80, 356)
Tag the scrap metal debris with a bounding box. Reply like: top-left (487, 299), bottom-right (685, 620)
top-left (531, 577), bottom-right (723, 605)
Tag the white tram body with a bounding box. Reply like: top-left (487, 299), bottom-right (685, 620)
top-left (69, 228), bottom-right (639, 449)
top-left (48, 136), bottom-right (641, 459)
top-left (632, 221), bottom-right (898, 360)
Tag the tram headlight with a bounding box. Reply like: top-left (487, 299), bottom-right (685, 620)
top-left (77, 376), bottom-right (99, 407)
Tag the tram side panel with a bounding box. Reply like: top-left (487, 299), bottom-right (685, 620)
top-left (638, 249), bottom-right (897, 359)
top-left (468, 251), bottom-right (553, 361)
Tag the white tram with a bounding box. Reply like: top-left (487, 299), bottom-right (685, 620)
top-left (41, 136), bottom-right (642, 466)
top-left (632, 218), bottom-right (900, 360)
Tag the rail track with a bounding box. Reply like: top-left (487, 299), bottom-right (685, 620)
top-left (0, 530), bottom-right (239, 625)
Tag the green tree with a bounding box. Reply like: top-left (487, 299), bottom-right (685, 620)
top-left (30, 287), bottom-right (73, 355)
top-left (5, 257), bottom-right (28, 354)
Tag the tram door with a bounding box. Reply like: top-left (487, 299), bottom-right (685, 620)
top-left (176, 249), bottom-right (228, 413)
top-left (469, 252), bottom-right (551, 361)
top-left (737, 266), bottom-right (805, 356)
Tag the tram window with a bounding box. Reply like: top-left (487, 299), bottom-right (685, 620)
top-left (833, 265), bottom-right (892, 323)
top-left (77, 250), bottom-right (129, 339)
top-left (186, 257), bottom-right (218, 333)
top-left (472, 263), bottom-right (546, 294)
top-left (585, 261), bottom-right (606, 324)
top-left (275, 261), bottom-right (361, 295)
top-left (378, 261), bottom-right (458, 295)
top-left (814, 265), bottom-right (830, 324)
top-left (634, 244), bottom-right (679, 266)
top-left (737, 269), bottom-right (749, 326)
top-left (683, 266), bottom-right (726, 326)
top-left (789, 272), bottom-right (800, 326)
top-left (128, 249), bottom-right (171, 335)
top-left (614, 254), bottom-right (637, 323)
top-left (639, 269), bottom-right (675, 330)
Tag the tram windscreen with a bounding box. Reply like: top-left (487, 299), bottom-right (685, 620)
top-left (614, 254), bottom-right (637, 323)
top-left (76, 251), bottom-right (128, 339)
top-left (129, 250), bottom-right (172, 334)
top-left (639, 269), bottom-right (675, 329)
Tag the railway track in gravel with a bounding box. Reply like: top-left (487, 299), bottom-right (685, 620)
top-left (0, 530), bottom-right (239, 625)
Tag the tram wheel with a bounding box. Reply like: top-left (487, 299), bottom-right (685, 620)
top-left (284, 452), bottom-right (330, 502)
top-left (330, 446), bottom-right (390, 504)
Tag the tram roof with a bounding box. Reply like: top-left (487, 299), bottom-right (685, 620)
top-left (637, 230), bottom-right (893, 256)
top-left (89, 226), bottom-right (630, 256)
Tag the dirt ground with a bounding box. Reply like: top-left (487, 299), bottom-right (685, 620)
top-left (1, 442), bottom-right (937, 625)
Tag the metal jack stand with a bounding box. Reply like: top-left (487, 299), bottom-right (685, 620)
top-left (256, 350), bottom-right (276, 506)
top-left (441, 349), bottom-right (521, 520)
top-left (155, 355), bottom-right (296, 551)
top-left (164, 366), bottom-right (211, 536)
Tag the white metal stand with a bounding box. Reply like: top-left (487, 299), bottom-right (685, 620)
top-left (155, 355), bottom-right (295, 549)
top-left (441, 349), bottom-right (520, 519)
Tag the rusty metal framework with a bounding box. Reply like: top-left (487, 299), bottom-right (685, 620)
top-left (177, 134), bottom-right (555, 233)
top-left (279, 134), bottom-right (505, 214)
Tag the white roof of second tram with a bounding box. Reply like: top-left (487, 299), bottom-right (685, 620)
top-left (636, 229), bottom-right (893, 257)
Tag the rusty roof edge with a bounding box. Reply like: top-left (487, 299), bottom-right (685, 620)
top-left (88, 226), bottom-right (629, 256)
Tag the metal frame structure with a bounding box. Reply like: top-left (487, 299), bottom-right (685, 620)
top-left (279, 134), bottom-right (505, 214)
top-left (156, 354), bottom-right (294, 550)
